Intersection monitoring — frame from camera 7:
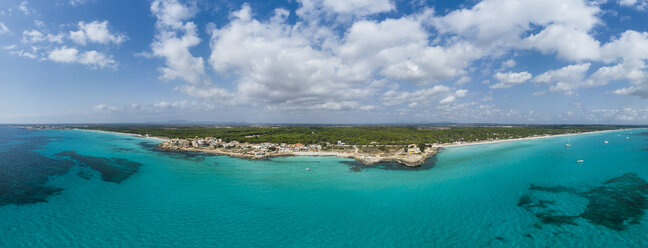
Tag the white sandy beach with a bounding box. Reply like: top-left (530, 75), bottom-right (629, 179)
top-left (436, 129), bottom-right (631, 148)
top-left (74, 129), bottom-right (170, 142)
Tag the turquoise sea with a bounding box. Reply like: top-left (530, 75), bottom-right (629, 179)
top-left (1, 127), bottom-right (647, 247)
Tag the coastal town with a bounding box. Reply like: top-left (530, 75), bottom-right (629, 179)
top-left (158, 137), bottom-right (439, 167)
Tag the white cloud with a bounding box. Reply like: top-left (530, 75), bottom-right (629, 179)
top-left (620, 0), bottom-right (639, 6)
top-left (382, 85), bottom-right (465, 106)
top-left (321, 0), bottom-right (394, 15)
top-left (150, 0), bottom-right (206, 84)
top-left (69, 21), bottom-right (128, 45)
top-left (0, 22), bottom-right (9, 34)
top-left (19, 1), bottom-right (32, 15)
top-left (21, 30), bottom-right (64, 44)
top-left (619, 0), bottom-right (648, 11)
top-left (151, 0), bottom-right (197, 29)
top-left (439, 95), bottom-right (456, 104)
top-left (590, 60), bottom-right (648, 98)
top-left (600, 30), bottom-right (648, 62)
top-left (95, 101), bottom-right (219, 114)
top-left (78, 50), bottom-right (117, 69)
top-left (9, 49), bottom-right (38, 59)
top-left (455, 76), bottom-right (471, 85)
top-left (439, 89), bottom-right (468, 104)
top-left (48, 46), bottom-right (116, 69)
top-left (428, 0), bottom-right (648, 98)
top-left (588, 107), bottom-right (648, 122)
top-left (501, 59), bottom-right (516, 68)
top-left (69, 0), bottom-right (88, 7)
top-left (533, 63), bottom-right (591, 94)
top-left (11, 24), bottom-right (123, 69)
top-left (297, 0), bottom-right (394, 18)
top-left (339, 16), bottom-right (480, 84)
top-left (137, 0), bottom-right (648, 114)
top-left (210, 5), bottom-right (359, 105)
top-left (204, 4), bottom-right (480, 110)
top-left (48, 46), bottom-right (78, 63)
top-left (491, 71), bottom-right (532, 89)
top-left (94, 104), bottom-right (119, 112)
top-left (454, 89), bottom-right (468, 98)
top-left (432, 0), bottom-right (601, 57)
top-left (523, 24), bottom-right (600, 61)
top-left (34, 20), bottom-right (45, 28)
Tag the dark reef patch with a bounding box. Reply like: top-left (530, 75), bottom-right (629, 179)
top-left (519, 173), bottom-right (648, 231)
top-left (579, 173), bottom-right (648, 230)
top-left (0, 128), bottom-right (76, 207)
top-left (138, 141), bottom-right (210, 162)
top-left (535, 213), bottom-right (578, 226)
top-left (111, 147), bottom-right (135, 153)
top-left (138, 141), bottom-right (158, 151)
top-left (56, 151), bottom-right (142, 183)
top-left (344, 155), bottom-right (438, 172)
top-left (529, 184), bottom-right (580, 194)
top-left (76, 169), bottom-right (93, 180)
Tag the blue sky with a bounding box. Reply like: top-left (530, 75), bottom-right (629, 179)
top-left (1, 0), bottom-right (648, 124)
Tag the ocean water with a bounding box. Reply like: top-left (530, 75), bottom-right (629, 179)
top-left (1, 127), bottom-right (647, 247)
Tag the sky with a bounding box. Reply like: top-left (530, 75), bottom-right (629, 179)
top-left (1, 0), bottom-right (648, 124)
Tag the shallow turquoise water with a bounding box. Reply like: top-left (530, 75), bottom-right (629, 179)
top-left (1, 127), bottom-right (647, 247)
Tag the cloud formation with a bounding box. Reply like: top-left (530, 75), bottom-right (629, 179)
top-left (150, 0), bottom-right (206, 84)
top-left (69, 21), bottom-right (128, 45)
top-left (48, 46), bottom-right (117, 69)
top-left (491, 71), bottom-right (532, 89)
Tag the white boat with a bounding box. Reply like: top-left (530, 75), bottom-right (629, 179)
top-left (604, 140), bottom-right (608, 144)
top-left (565, 144), bottom-right (571, 147)
top-left (306, 168), bottom-right (310, 171)
top-left (576, 160), bottom-right (584, 163)
top-left (626, 137), bottom-right (630, 139)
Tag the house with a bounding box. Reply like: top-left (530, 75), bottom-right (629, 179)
top-left (407, 144), bottom-right (421, 154)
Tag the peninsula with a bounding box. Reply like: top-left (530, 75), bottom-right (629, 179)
top-left (158, 138), bottom-right (438, 167)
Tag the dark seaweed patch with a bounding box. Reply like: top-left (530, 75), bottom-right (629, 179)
top-left (138, 141), bottom-right (158, 151)
top-left (535, 213), bottom-right (578, 226)
top-left (517, 194), bottom-right (532, 206)
top-left (56, 151), bottom-right (142, 184)
top-left (344, 155), bottom-right (438, 172)
top-left (137, 141), bottom-right (210, 162)
top-left (77, 169), bottom-right (93, 180)
top-left (529, 184), bottom-right (580, 194)
top-left (112, 147), bottom-right (135, 153)
top-left (519, 173), bottom-right (648, 231)
top-left (0, 128), bottom-right (76, 206)
top-left (579, 173), bottom-right (648, 230)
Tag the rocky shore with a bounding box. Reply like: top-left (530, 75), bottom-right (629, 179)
top-left (157, 140), bottom-right (438, 167)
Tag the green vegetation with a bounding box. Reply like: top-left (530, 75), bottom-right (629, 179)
top-left (78, 125), bottom-right (626, 145)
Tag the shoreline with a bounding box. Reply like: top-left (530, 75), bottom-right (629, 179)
top-left (61, 127), bottom-right (642, 167)
top-left (72, 129), bottom-right (170, 142)
top-left (436, 129), bottom-right (630, 148)
top-left (159, 144), bottom-right (439, 167)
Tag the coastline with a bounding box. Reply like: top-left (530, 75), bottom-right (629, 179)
top-left (159, 143), bottom-right (439, 167)
top-left (74, 127), bottom-right (638, 167)
top-left (73, 129), bottom-right (170, 142)
top-left (436, 129), bottom-right (628, 148)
